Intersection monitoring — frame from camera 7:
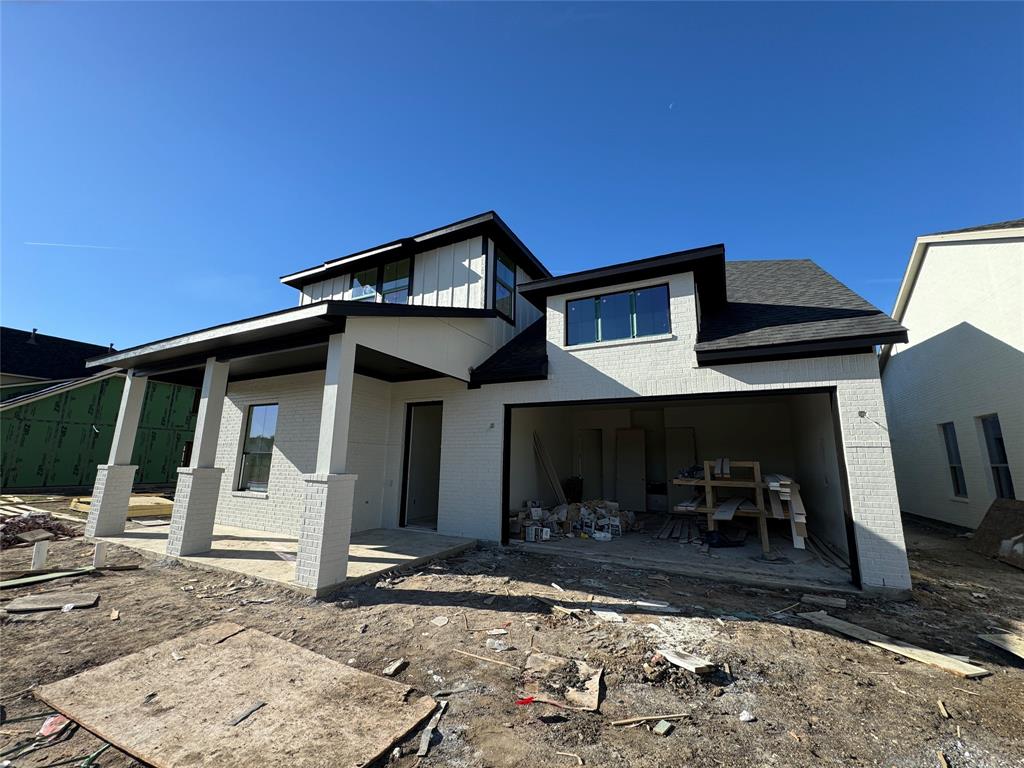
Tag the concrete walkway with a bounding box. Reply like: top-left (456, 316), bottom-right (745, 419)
top-left (98, 523), bottom-right (476, 594)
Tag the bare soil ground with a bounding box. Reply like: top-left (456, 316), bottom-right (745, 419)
top-left (1, 512), bottom-right (1022, 768)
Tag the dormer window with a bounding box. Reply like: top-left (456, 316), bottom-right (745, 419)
top-left (349, 258), bottom-right (412, 304)
top-left (566, 284), bottom-right (670, 346)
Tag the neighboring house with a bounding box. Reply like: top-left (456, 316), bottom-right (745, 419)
top-left (82, 211), bottom-right (913, 594)
top-left (0, 327), bottom-right (199, 491)
top-left (881, 220), bottom-right (1023, 529)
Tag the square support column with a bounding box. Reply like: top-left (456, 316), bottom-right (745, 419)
top-left (85, 371), bottom-right (147, 537)
top-left (167, 357), bottom-right (229, 557)
top-left (296, 333), bottom-right (358, 593)
top-left (295, 473), bottom-right (357, 592)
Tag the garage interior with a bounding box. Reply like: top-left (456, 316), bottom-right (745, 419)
top-left (505, 390), bottom-right (858, 590)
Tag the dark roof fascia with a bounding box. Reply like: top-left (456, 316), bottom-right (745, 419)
top-left (695, 330), bottom-right (908, 367)
top-left (519, 244), bottom-right (726, 310)
top-left (468, 365), bottom-right (549, 389)
top-left (280, 212), bottom-right (551, 288)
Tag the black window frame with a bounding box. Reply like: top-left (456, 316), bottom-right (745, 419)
top-left (348, 256), bottom-right (414, 305)
top-left (564, 284), bottom-right (672, 347)
top-left (980, 413), bottom-right (1016, 500)
top-left (493, 247), bottom-right (516, 324)
top-left (939, 421), bottom-right (968, 498)
top-left (237, 403), bottom-right (279, 493)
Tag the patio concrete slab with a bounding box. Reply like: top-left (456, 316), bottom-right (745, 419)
top-left (97, 523), bottom-right (475, 594)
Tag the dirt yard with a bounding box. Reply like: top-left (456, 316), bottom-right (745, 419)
top-left (2, 513), bottom-right (1022, 767)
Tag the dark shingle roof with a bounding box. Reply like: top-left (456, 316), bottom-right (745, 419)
top-left (695, 260), bottom-right (906, 358)
top-left (926, 218), bottom-right (1024, 236)
top-left (1, 327), bottom-right (113, 381)
top-left (469, 318), bottom-right (547, 386)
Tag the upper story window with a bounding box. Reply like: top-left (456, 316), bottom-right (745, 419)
top-left (349, 258), bottom-right (412, 304)
top-left (980, 413), bottom-right (1016, 499)
top-left (494, 249), bottom-right (516, 321)
top-left (239, 403), bottom-right (278, 492)
top-left (940, 421), bottom-right (968, 498)
top-left (566, 284), bottom-right (670, 346)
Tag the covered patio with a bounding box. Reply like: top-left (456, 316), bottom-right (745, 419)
top-left (99, 521), bottom-right (476, 593)
top-left (81, 301), bottom-right (492, 595)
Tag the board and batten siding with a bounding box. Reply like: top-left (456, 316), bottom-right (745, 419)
top-left (297, 236), bottom-right (490, 310)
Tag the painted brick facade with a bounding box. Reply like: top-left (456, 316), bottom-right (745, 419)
top-left (167, 466), bottom-right (225, 556)
top-left (85, 464), bottom-right (137, 537)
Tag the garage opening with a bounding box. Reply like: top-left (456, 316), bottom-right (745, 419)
top-left (504, 390), bottom-right (857, 590)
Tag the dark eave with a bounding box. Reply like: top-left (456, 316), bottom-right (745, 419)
top-left (280, 211), bottom-right (551, 289)
top-left (695, 331), bottom-right (907, 367)
top-left (469, 317), bottom-right (548, 387)
top-left (519, 244), bottom-right (726, 310)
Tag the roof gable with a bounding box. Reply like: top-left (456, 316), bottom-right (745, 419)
top-left (0, 327), bottom-right (112, 381)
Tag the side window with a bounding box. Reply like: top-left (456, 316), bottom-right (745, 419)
top-left (382, 258), bottom-right (411, 304)
top-left (238, 404), bottom-right (278, 492)
top-left (980, 414), bottom-right (1016, 499)
top-left (939, 422), bottom-right (968, 498)
top-left (494, 249), bottom-right (516, 322)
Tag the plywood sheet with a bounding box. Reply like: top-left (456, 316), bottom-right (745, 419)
top-left (35, 622), bottom-right (436, 768)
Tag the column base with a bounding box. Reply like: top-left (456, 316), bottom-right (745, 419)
top-left (166, 467), bottom-right (225, 556)
top-left (295, 473), bottom-right (357, 593)
top-left (85, 465), bottom-right (138, 537)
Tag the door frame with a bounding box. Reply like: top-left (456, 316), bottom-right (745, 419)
top-left (399, 401), bottom-right (444, 528)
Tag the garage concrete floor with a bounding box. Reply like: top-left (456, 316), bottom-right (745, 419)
top-left (513, 524), bottom-right (855, 593)
top-left (98, 523), bottom-right (476, 593)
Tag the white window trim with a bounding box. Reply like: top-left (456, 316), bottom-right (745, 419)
top-left (566, 332), bottom-right (676, 352)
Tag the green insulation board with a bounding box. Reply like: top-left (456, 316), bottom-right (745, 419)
top-left (1, 377), bottom-right (198, 490)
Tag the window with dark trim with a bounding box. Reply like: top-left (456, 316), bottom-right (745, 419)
top-left (566, 284), bottom-right (670, 346)
top-left (349, 258), bottom-right (412, 304)
top-left (494, 248), bottom-right (516, 322)
top-left (940, 422), bottom-right (967, 498)
top-left (980, 414), bottom-right (1015, 499)
top-left (238, 404), bottom-right (278, 492)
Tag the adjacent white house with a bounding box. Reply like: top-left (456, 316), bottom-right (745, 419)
top-left (881, 219), bottom-right (1023, 529)
top-left (84, 212), bottom-right (914, 594)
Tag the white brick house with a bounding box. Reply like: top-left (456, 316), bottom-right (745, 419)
top-left (85, 212), bottom-right (914, 594)
top-left (881, 219), bottom-right (1023, 529)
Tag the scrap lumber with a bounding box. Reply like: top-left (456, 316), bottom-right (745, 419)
top-left (712, 497), bottom-right (747, 522)
top-left (0, 567), bottom-right (96, 589)
top-left (977, 633), bottom-right (1024, 662)
top-left (533, 431), bottom-right (568, 505)
top-left (801, 594), bottom-right (847, 609)
top-left (33, 622), bottom-right (437, 768)
top-left (416, 701), bottom-right (447, 757)
top-left (6, 591), bottom-right (99, 613)
top-left (611, 713), bottom-right (688, 726)
top-left (655, 648), bottom-right (714, 674)
top-left (799, 611), bottom-right (991, 679)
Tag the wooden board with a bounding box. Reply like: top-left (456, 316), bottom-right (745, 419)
top-left (6, 591), bottom-right (99, 613)
top-left (656, 648), bottom-right (714, 674)
top-left (799, 611), bottom-right (990, 679)
top-left (978, 633), bottom-right (1024, 662)
top-left (34, 622), bottom-right (437, 768)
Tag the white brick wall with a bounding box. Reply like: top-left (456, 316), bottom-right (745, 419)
top-left (203, 269), bottom-right (911, 591)
top-left (882, 237), bottom-right (1024, 528)
top-left (377, 271), bottom-right (911, 590)
top-left (85, 464), bottom-right (137, 537)
top-left (167, 467), bottom-right (225, 555)
top-left (212, 371), bottom-right (392, 536)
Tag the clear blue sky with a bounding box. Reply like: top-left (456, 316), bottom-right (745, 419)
top-left (2, 2), bottom-right (1022, 349)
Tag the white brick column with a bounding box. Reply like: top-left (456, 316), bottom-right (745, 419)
top-left (295, 333), bottom-right (358, 593)
top-left (167, 358), bottom-right (229, 557)
top-left (86, 372), bottom-right (147, 537)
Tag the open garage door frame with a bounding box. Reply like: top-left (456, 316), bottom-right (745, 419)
top-left (500, 386), bottom-right (862, 589)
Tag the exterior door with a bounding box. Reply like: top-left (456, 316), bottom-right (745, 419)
top-left (615, 428), bottom-right (646, 511)
top-left (401, 402), bottom-right (443, 529)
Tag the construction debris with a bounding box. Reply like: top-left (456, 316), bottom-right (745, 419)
top-left (5, 591), bottom-right (99, 613)
top-left (382, 658), bottom-right (407, 677)
top-left (654, 648), bottom-right (714, 674)
top-left (416, 701), bottom-right (447, 757)
top-left (977, 632), bottom-right (1024, 661)
top-left (651, 719), bottom-right (675, 736)
top-left (522, 652), bottom-right (603, 711)
top-left (799, 611), bottom-right (991, 679)
top-left (800, 594), bottom-right (848, 609)
top-left (0, 512), bottom-right (79, 549)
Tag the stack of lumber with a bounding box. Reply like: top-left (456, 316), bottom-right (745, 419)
top-left (764, 473), bottom-right (807, 549)
top-left (70, 495), bottom-right (173, 519)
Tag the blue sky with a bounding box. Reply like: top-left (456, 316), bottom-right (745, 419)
top-left (2, 2), bottom-right (1021, 348)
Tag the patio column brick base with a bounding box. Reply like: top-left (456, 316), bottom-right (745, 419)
top-left (296, 473), bottom-right (357, 593)
top-left (166, 467), bottom-right (225, 557)
top-left (85, 464), bottom-right (138, 537)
